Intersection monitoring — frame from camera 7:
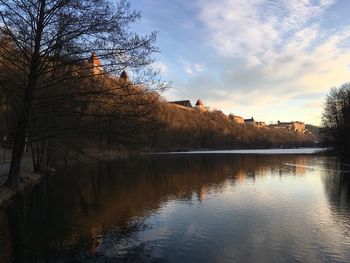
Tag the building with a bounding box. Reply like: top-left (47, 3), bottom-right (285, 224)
top-left (277, 121), bottom-right (306, 133)
top-left (277, 121), bottom-right (293, 130)
top-left (244, 117), bottom-right (255, 126)
top-left (170, 100), bottom-right (193, 108)
top-left (291, 121), bottom-right (306, 133)
top-left (195, 99), bottom-right (206, 111)
top-left (229, 114), bottom-right (244, 124)
top-left (88, 52), bottom-right (103, 75)
top-left (119, 70), bottom-right (129, 82)
top-left (256, 121), bottom-right (266, 128)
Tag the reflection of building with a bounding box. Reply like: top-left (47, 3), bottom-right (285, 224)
top-left (294, 157), bottom-right (307, 176)
top-left (90, 225), bottom-right (103, 254)
top-left (236, 170), bottom-right (247, 182)
top-left (198, 186), bottom-right (208, 201)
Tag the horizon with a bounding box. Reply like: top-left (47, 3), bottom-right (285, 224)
top-left (132, 0), bottom-right (350, 125)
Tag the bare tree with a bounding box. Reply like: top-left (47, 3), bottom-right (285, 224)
top-left (321, 83), bottom-right (350, 155)
top-left (0, 0), bottom-right (161, 187)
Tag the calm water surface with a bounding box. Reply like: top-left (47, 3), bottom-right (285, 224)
top-left (1, 154), bottom-right (350, 262)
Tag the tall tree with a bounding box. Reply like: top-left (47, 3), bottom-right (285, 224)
top-left (322, 83), bottom-right (350, 155)
top-left (0, 0), bottom-right (160, 187)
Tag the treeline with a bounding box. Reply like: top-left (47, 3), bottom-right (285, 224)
top-left (321, 83), bottom-right (350, 156)
top-left (151, 103), bottom-right (317, 151)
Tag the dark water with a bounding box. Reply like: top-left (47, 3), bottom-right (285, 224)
top-left (1, 154), bottom-right (350, 262)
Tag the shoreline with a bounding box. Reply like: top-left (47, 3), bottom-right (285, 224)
top-left (0, 151), bottom-right (43, 208)
top-left (0, 170), bottom-right (43, 208)
top-left (150, 147), bottom-right (328, 155)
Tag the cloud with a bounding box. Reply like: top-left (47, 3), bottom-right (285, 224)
top-left (198, 0), bottom-right (336, 58)
top-left (172, 0), bottom-right (350, 124)
top-left (181, 60), bottom-right (207, 76)
top-left (152, 61), bottom-right (169, 75)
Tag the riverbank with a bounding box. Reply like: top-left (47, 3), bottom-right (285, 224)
top-left (153, 148), bottom-right (328, 155)
top-left (0, 148), bottom-right (43, 208)
top-left (0, 171), bottom-right (42, 208)
top-left (0, 148), bottom-right (131, 208)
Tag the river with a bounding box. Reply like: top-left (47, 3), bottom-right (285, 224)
top-left (1, 152), bottom-right (350, 262)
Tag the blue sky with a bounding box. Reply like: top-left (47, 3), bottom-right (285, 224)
top-left (131, 0), bottom-right (350, 125)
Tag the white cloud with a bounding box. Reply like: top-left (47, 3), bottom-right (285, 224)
top-left (152, 61), bottom-right (169, 75)
top-left (182, 61), bottom-right (207, 76)
top-left (198, 0), bottom-right (336, 59)
top-left (179, 0), bottom-right (350, 124)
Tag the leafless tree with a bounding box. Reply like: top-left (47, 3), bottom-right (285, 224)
top-left (0, 0), bottom-right (162, 187)
top-left (321, 83), bottom-right (350, 155)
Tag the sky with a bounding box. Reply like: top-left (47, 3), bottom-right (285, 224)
top-left (131, 0), bottom-right (350, 125)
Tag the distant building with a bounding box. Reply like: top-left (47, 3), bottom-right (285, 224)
top-left (88, 52), bottom-right (103, 75)
top-left (195, 99), bottom-right (206, 112)
top-left (291, 121), bottom-right (306, 133)
top-left (119, 70), bottom-right (129, 82)
top-left (277, 121), bottom-right (306, 133)
top-left (170, 100), bottom-right (193, 108)
top-left (244, 117), bottom-right (255, 126)
top-left (229, 114), bottom-right (244, 124)
top-left (256, 121), bottom-right (266, 128)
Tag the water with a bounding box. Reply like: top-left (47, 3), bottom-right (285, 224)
top-left (1, 153), bottom-right (350, 262)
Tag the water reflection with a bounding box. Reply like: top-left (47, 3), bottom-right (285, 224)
top-left (321, 157), bottom-right (350, 240)
top-left (0, 154), bottom-right (350, 262)
top-left (322, 158), bottom-right (350, 205)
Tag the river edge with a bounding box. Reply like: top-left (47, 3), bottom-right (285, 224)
top-left (0, 171), bottom-right (42, 208)
top-left (0, 150), bottom-right (135, 208)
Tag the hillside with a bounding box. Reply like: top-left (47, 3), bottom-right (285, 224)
top-left (151, 103), bottom-right (318, 151)
top-left (305, 124), bottom-right (320, 139)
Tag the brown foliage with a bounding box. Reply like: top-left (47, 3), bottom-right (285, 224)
top-left (153, 103), bottom-right (316, 151)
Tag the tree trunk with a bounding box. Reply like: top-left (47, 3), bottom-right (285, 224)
top-left (6, 116), bottom-right (27, 187)
top-left (6, 80), bottom-right (37, 188)
top-left (5, 0), bottom-right (46, 188)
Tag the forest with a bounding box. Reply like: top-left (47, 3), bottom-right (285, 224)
top-left (151, 103), bottom-right (318, 151)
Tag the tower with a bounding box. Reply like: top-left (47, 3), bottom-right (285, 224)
top-left (119, 70), bottom-right (129, 83)
top-left (88, 52), bottom-right (102, 75)
top-left (195, 99), bottom-right (206, 111)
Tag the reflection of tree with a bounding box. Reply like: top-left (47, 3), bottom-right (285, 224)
top-left (320, 156), bottom-right (350, 242)
top-left (0, 209), bottom-right (11, 263)
top-left (322, 157), bottom-right (350, 208)
top-left (2, 154), bottom-right (316, 260)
